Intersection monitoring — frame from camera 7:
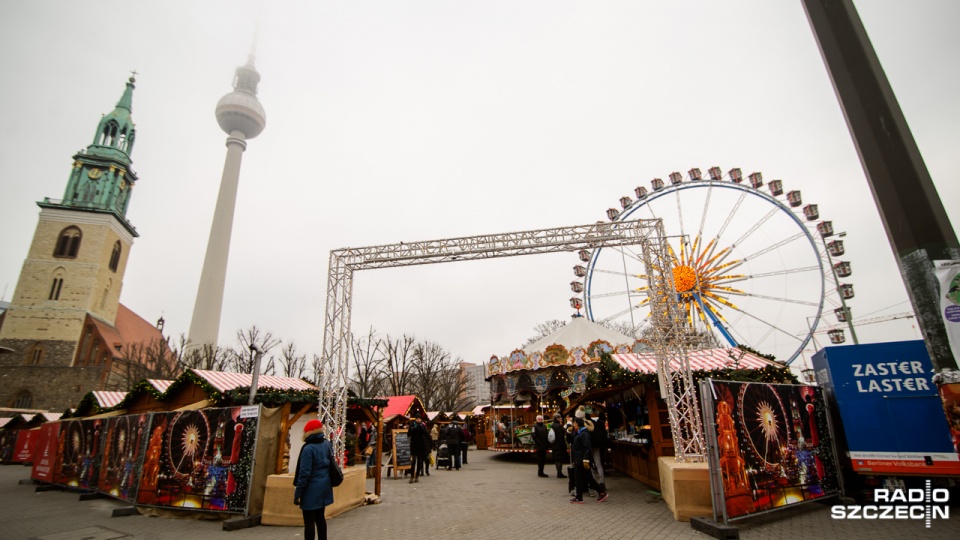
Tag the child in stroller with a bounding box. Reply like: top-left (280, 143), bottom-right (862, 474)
top-left (435, 442), bottom-right (451, 469)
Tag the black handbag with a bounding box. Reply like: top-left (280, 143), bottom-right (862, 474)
top-left (329, 448), bottom-right (344, 487)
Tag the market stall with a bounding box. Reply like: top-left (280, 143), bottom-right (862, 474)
top-left (570, 349), bottom-right (795, 491)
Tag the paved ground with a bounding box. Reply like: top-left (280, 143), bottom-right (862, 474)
top-left (0, 449), bottom-right (956, 539)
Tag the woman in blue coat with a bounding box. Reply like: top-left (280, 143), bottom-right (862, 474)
top-left (294, 419), bottom-right (335, 540)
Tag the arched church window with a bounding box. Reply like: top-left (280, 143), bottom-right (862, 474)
top-left (109, 241), bottom-right (121, 272)
top-left (12, 390), bottom-right (33, 409)
top-left (48, 277), bottom-right (63, 300)
top-left (54, 226), bottom-right (82, 258)
top-left (27, 343), bottom-right (43, 365)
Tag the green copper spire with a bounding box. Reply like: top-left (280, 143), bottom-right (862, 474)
top-left (44, 75), bottom-right (141, 237)
top-left (90, 75), bottom-right (137, 160)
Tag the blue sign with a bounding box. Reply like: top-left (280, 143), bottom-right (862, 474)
top-left (812, 340), bottom-right (958, 474)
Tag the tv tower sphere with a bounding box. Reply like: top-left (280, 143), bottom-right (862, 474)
top-left (215, 57), bottom-right (266, 138)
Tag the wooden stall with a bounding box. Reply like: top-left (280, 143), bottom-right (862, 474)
top-left (572, 349), bottom-right (793, 491)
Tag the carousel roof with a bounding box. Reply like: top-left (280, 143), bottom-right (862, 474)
top-left (523, 316), bottom-right (634, 354)
top-left (611, 348), bottom-right (778, 372)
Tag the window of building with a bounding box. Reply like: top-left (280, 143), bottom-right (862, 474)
top-left (54, 226), bottom-right (82, 258)
top-left (12, 390), bottom-right (32, 409)
top-left (86, 338), bottom-right (100, 365)
top-left (48, 277), bottom-right (63, 300)
top-left (27, 344), bottom-right (43, 365)
top-left (109, 241), bottom-right (121, 272)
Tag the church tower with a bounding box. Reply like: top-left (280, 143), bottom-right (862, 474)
top-left (0, 76), bottom-right (159, 411)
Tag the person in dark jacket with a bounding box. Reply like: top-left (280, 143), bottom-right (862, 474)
top-left (408, 419), bottom-right (427, 483)
top-left (445, 423), bottom-right (462, 470)
top-left (419, 417), bottom-right (433, 476)
top-left (549, 413), bottom-right (568, 478)
top-left (532, 415), bottom-right (550, 477)
top-left (590, 412), bottom-right (609, 486)
top-left (294, 419), bottom-right (335, 540)
top-left (570, 416), bottom-right (606, 504)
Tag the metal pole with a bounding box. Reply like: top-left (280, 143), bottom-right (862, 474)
top-left (248, 345), bottom-right (264, 405)
top-left (802, 0), bottom-right (959, 370)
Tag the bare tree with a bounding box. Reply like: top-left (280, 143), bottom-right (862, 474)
top-left (408, 341), bottom-right (451, 410)
top-left (226, 325), bottom-right (280, 374)
top-left (177, 335), bottom-right (231, 372)
top-left (105, 337), bottom-right (180, 391)
top-left (381, 334), bottom-right (416, 396)
top-left (522, 319), bottom-right (568, 348)
top-left (309, 353), bottom-right (323, 386)
top-left (275, 341), bottom-right (308, 379)
top-left (434, 358), bottom-right (471, 413)
top-left (348, 327), bottom-right (385, 398)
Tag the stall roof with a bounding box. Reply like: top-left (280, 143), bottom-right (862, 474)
top-left (380, 395), bottom-right (422, 419)
top-left (146, 379), bottom-right (174, 393)
top-left (612, 348), bottom-right (777, 373)
top-left (190, 369), bottom-right (317, 392)
top-left (93, 391), bottom-right (128, 408)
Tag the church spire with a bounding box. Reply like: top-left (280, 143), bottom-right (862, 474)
top-left (50, 75), bottom-right (141, 236)
top-left (90, 74), bottom-right (137, 159)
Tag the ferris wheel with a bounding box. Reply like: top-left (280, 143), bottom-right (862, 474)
top-left (572, 167), bottom-right (854, 364)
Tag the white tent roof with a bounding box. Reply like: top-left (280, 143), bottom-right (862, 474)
top-left (523, 316), bottom-right (634, 353)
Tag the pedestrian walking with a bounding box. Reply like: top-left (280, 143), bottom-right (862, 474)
top-left (445, 423), bottom-right (462, 470)
top-left (533, 415), bottom-right (550, 477)
top-left (570, 416), bottom-right (607, 504)
top-left (461, 423), bottom-right (471, 465)
top-left (408, 418), bottom-right (427, 483)
top-left (590, 412), bottom-right (609, 486)
top-left (549, 413), bottom-right (568, 478)
top-left (430, 423), bottom-right (440, 451)
top-left (294, 419), bottom-right (335, 540)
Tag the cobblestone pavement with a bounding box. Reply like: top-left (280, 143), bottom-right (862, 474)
top-left (1, 450), bottom-right (956, 539)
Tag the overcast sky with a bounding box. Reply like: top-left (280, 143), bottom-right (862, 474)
top-left (1, 1), bottom-right (957, 372)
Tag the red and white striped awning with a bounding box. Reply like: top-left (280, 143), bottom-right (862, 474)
top-left (147, 379), bottom-right (174, 393)
top-left (93, 391), bottom-right (128, 408)
top-left (191, 369), bottom-right (317, 393)
top-left (611, 348), bottom-right (777, 373)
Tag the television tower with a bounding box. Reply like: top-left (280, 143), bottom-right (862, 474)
top-left (187, 57), bottom-right (266, 349)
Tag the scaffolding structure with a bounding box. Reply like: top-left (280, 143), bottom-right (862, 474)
top-left (641, 223), bottom-right (706, 461)
top-left (319, 219), bottom-right (704, 462)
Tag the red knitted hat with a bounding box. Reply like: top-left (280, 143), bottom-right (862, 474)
top-left (303, 419), bottom-right (324, 441)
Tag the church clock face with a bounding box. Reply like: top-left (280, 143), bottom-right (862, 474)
top-left (88, 168), bottom-right (102, 179)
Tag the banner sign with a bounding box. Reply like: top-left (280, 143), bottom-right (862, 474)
top-left (14, 429), bottom-right (39, 463)
top-left (31, 422), bottom-right (62, 483)
top-left (935, 260), bottom-right (960, 362)
top-left (812, 340), bottom-right (960, 475)
top-left (55, 418), bottom-right (106, 489)
top-left (97, 414), bottom-right (152, 502)
top-left (136, 406), bottom-right (260, 514)
top-left (702, 380), bottom-right (841, 522)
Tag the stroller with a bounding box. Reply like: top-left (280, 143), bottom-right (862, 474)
top-left (436, 443), bottom-right (451, 469)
